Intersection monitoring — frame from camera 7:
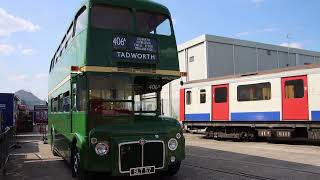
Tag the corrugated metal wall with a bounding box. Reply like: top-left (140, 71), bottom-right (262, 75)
top-left (206, 41), bottom-right (320, 78)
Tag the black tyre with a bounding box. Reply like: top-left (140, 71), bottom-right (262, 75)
top-left (71, 147), bottom-right (90, 180)
top-left (165, 162), bottom-right (181, 176)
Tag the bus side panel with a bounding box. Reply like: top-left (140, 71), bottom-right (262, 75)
top-left (180, 89), bottom-right (185, 121)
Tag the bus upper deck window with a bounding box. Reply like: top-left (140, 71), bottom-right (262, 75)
top-left (75, 7), bottom-right (88, 35)
top-left (92, 6), bottom-right (132, 31)
top-left (136, 11), bottom-right (172, 36)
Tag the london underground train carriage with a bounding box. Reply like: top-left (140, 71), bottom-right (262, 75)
top-left (180, 64), bottom-right (320, 140)
top-left (48, 0), bottom-right (185, 178)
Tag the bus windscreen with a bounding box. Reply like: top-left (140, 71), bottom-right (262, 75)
top-left (91, 5), bottom-right (172, 36)
top-left (92, 6), bottom-right (132, 31)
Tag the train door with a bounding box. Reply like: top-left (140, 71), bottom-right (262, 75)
top-left (282, 76), bottom-right (309, 120)
top-left (212, 84), bottom-right (229, 120)
top-left (179, 89), bottom-right (185, 121)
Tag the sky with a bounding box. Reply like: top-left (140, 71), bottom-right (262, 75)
top-left (0, 0), bottom-right (319, 100)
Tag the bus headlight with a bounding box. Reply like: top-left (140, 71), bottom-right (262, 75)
top-left (168, 138), bottom-right (178, 151)
top-left (95, 142), bottom-right (109, 156)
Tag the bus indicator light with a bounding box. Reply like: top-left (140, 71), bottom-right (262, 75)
top-left (71, 66), bottom-right (80, 72)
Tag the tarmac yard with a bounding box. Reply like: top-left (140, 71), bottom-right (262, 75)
top-left (2, 133), bottom-right (320, 180)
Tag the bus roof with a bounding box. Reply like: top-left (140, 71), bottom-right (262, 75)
top-left (84, 0), bottom-right (170, 15)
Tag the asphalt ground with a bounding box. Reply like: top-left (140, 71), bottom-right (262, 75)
top-left (2, 133), bottom-right (320, 180)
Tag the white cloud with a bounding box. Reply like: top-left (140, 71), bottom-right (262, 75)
top-left (21, 48), bottom-right (34, 55)
top-left (280, 42), bottom-right (303, 49)
top-left (0, 44), bottom-right (15, 56)
top-left (0, 8), bottom-right (40, 37)
top-left (8, 74), bottom-right (29, 81)
top-left (235, 31), bottom-right (250, 37)
top-left (263, 28), bottom-right (277, 32)
top-left (35, 73), bottom-right (48, 79)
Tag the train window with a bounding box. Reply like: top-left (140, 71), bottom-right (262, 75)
top-left (285, 80), bottom-right (304, 99)
top-left (215, 87), bottom-right (227, 103)
top-left (237, 82), bottom-right (271, 102)
top-left (200, 89), bottom-right (206, 104)
top-left (186, 91), bottom-right (192, 105)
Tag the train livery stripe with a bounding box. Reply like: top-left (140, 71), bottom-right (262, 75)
top-left (231, 112), bottom-right (280, 121)
top-left (185, 113), bottom-right (211, 121)
top-left (311, 111), bottom-right (320, 121)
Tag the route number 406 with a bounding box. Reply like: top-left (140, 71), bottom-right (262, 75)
top-left (113, 37), bottom-right (127, 46)
top-left (148, 84), bottom-right (161, 90)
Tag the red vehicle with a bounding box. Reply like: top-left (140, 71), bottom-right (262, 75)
top-left (16, 105), bottom-right (33, 132)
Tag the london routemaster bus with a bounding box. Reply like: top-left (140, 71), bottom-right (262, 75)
top-left (48, 0), bottom-right (185, 178)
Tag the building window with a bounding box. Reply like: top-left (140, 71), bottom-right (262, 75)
top-left (237, 82), bottom-right (271, 102)
top-left (285, 80), bottom-right (304, 99)
top-left (267, 50), bottom-right (272, 56)
top-left (186, 91), bottom-right (192, 105)
top-left (189, 56), bottom-right (195, 62)
top-left (200, 89), bottom-right (206, 104)
top-left (215, 87), bottom-right (227, 103)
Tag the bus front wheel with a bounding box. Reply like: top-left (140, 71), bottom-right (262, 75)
top-left (164, 161), bottom-right (181, 176)
top-left (71, 147), bottom-right (90, 180)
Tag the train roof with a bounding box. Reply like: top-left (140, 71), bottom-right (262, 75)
top-left (185, 63), bottom-right (320, 86)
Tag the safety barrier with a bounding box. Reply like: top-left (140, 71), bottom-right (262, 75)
top-left (36, 123), bottom-right (48, 144)
top-left (0, 127), bottom-right (16, 175)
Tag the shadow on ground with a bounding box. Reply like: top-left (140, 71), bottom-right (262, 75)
top-left (2, 134), bottom-right (320, 180)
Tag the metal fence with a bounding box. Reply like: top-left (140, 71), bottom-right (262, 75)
top-left (0, 127), bottom-right (16, 175)
top-left (36, 123), bottom-right (48, 144)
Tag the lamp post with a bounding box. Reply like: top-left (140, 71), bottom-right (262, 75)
top-left (286, 33), bottom-right (292, 67)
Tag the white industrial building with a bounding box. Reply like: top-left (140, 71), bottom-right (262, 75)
top-left (161, 34), bottom-right (320, 119)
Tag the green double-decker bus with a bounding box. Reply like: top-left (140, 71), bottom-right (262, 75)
top-left (48, 0), bottom-right (185, 178)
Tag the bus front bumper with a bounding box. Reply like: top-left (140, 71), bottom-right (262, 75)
top-left (82, 137), bottom-right (185, 176)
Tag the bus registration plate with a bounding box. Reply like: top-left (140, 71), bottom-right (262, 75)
top-left (130, 166), bottom-right (155, 176)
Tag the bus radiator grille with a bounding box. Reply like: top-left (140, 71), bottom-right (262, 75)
top-left (119, 141), bottom-right (164, 172)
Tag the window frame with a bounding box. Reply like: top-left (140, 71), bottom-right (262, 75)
top-left (189, 56), bottom-right (195, 63)
top-left (186, 90), bottom-right (192, 105)
top-left (75, 6), bottom-right (88, 36)
top-left (135, 10), bottom-right (173, 36)
top-left (237, 82), bottom-right (272, 102)
top-left (284, 79), bottom-right (304, 99)
top-left (91, 4), bottom-right (134, 32)
top-left (200, 89), bottom-right (206, 104)
top-left (214, 87), bottom-right (228, 103)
